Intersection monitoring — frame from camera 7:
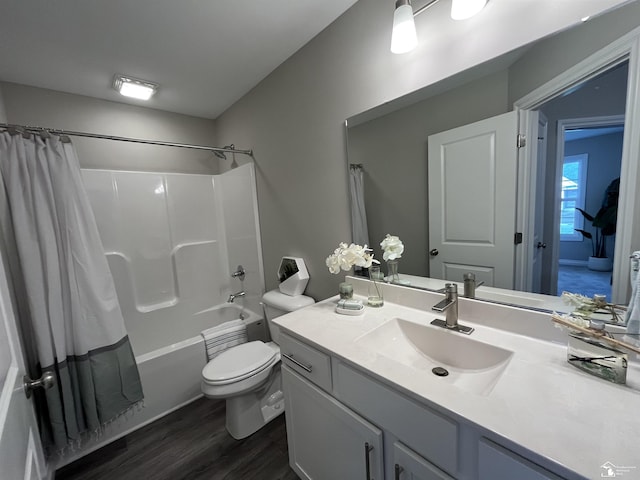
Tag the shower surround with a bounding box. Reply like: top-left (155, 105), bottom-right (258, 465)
top-left (57, 163), bottom-right (264, 467)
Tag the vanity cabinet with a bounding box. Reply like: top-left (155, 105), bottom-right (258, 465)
top-left (332, 361), bottom-right (458, 478)
top-left (280, 332), bottom-right (570, 480)
top-left (281, 332), bottom-right (452, 480)
top-left (282, 365), bottom-right (384, 480)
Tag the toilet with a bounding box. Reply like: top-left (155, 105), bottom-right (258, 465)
top-left (201, 257), bottom-right (314, 439)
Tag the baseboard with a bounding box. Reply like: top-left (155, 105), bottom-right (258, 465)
top-left (558, 259), bottom-right (588, 267)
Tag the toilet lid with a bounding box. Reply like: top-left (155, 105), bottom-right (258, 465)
top-left (202, 341), bottom-right (278, 385)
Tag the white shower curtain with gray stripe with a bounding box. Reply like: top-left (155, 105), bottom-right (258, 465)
top-left (349, 164), bottom-right (370, 247)
top-left (0, 130), bottom-right (143, 453)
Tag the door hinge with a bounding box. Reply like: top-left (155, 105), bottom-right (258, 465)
top-left (514, 232), bottom-right (523, 245)
top-left (517, 134), bottom-right (526, 148)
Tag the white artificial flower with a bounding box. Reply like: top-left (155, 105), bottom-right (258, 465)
top-left (326, 254), bottom-right (342, 274)
top-left (326, 242), bottom-right (378, 274)
top-left (380, 234), bottom-right (404, 261)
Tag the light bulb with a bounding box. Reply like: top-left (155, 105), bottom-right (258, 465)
top-left (119, 82), bottom-right (155, 100)
top-left (113, 74), bottom-right (158, 100)
top-left (391, 2), bottom-right (417, 54)
top-left (451, 0), bottom-right (487, 20)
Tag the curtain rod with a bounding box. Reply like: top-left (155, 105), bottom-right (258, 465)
top-left (0, 122), bottom-right (253, 157)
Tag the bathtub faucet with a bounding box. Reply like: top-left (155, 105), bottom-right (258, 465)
top-left (227, 291), bottom-right (246, 303)
top-left (231, 265), bottom-right (245, 282)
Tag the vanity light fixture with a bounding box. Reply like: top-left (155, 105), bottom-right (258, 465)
top-left (391, 0), bottom-right (488, 54)
top-left (113, 74), bottom-right (159, 100)
top-left (450, 0), bottom-right (487, 20)
top-left (391, 0), bottom-right (418, 54)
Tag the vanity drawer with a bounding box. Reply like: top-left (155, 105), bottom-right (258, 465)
top-left (334, 361), bottom-right (458, 477)
top-left (393, 441), bottom-right (454, 480)
top-left (280, 333), bottom-right (332, 392)
top-left (478, 438), bottom-right (563, 480)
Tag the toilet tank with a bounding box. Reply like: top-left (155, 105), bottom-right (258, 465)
top-left (261, 290), bottom-right (314, 344)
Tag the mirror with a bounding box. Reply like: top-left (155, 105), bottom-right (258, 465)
top-left (346, 3), bottom-right (636, 314)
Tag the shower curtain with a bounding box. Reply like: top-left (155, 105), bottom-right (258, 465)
top-left (349, 164), bottom-right (370, 247)
top-left (0, 131), bottom-right (143, 453)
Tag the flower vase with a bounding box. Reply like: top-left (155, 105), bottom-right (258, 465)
top-left (367, 265), bottom-right (384, 307)
top-left (387, 259), bottom-right (400, 284)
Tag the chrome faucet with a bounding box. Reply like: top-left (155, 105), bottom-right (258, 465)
top-left (432, 283), bottom-right (459, 327)
top-left (227, 291), bottom-right (246, 303)
top-left (463, 272), bottom-right (485, 299)
top-left (431, 283), bottom-right (474, 335)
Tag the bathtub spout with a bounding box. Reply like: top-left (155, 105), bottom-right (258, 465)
top-left (227, 291), bottom-right (246, 303)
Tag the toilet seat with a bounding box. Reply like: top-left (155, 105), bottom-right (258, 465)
top-left (202, 341), bottom-right (279, 386)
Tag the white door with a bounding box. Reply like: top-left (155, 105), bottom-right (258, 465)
top-left (428, 111), bottom-right (518, 289)
top-left (0, 257), bottom-right (48, 480)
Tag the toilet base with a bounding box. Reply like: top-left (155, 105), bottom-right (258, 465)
top-left (225, 367), bottom-right (284, 439)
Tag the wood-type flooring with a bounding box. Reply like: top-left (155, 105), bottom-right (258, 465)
top-left (55, 397), bottom-right (298, 480)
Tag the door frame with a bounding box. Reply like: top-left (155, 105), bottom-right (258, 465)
top-left (531, 112), bottom-right (548, 294)
top-left (551, 115), bottom-right (625, 295)
top-left (514, 110), bottom-right (548, 294)
top-left (514, 26), bottom-right (640, 304)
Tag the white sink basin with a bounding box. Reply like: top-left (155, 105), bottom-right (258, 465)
top-left (355, 317), bottom-right (513, 395)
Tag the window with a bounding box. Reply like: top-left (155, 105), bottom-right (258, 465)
top-left (560, 154), bottom-right (588, 241)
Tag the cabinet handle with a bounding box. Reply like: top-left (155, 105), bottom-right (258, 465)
top-left (364, 442), bottom-right (374, 480)
top-left (394, 463), bottom-right (403, 480)
top-left (282, 353), bottom-right (313, 373)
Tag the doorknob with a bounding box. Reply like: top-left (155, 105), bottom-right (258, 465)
top-left (23, 371), bottom-right (55, 399)
top-left (429, 249), bottom-right (439, 256)
top-left (536, 242), bottom-right (547, 249)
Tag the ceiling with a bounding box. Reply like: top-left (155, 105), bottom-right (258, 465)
top-left (0, 0), bottom-right (357, 119)
top-left (565, 126), bottom-right (625, 142)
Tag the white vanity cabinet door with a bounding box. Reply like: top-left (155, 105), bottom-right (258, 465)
top-left (478, 439), bottom-right (565, 480)
top-left (333, 361), bottom-right (458, 476)
top-left (283, 365), bottom-right (384, 480)
top-left (393, 442), bottom-right (454, 480)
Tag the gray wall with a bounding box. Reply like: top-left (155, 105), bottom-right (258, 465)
top-left (216, 0), bottom-right (640, 300)
top-left (347, 70), bottom-right (509, 278)
top-left (560, 133), bottom-right (623, 261)
top-left (507, 4), bottom-right (640, 104)
top-left (1, 82), bottom-right (219, 174)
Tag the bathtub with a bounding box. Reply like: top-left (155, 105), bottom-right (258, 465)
top-left (56, 304), bottom-right (262, 469)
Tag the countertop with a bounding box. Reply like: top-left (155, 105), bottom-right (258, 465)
top-left (273, 288), bottom-right (640, 479)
